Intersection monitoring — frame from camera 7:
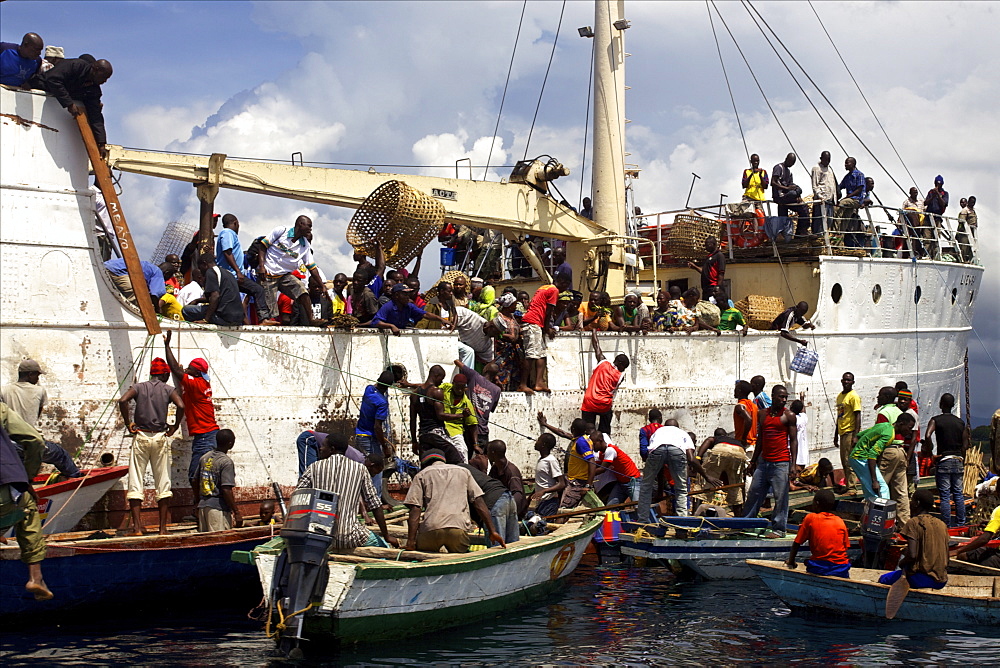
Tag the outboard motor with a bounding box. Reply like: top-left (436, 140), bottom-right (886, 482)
top-left (269, 488), bottom-right (339, 656)
top-left (859, 497), bottom-right (897, 569)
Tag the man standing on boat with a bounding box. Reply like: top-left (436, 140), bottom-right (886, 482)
top-left (580, 330), bottom-right (629, 435)
top-left (355, 369), bottom-right (395, 498)
top-left (686, 236), bottom-right (725, 301)
top-left (1, 359), bottom-right (81, 478)
top-left (834, 372), bottom-right (862, 492)
top-left (486, 440), bottom-right (525, 540)
top-left (257, 215), bottom-right (328, 327)
top-left (741, 154), bottom-right (769, 206)
top-left (836, 157), bottom-right (867, 249)
top-left (638, 421), bottom-right (696, 520)
top-left (734, 380), bottom-right (758, 451)
top-left (163, 331), bottom-right (219, 492)
top-left (404, 449), bottom-right (504, 552)
top-left (193, 428), bottom-right (242, 532)
top-left (810, 151), bottom-right (839, 235)
top-left (922, 393), bottom-right (970, 528)
top-left (750, 375), bottom-right (771, 410)
top-left (880, 389), bottom-right (919, 524)
top-left (118, 358), bottom-right (185, 535)
top-left (0, 402), bottom-right (53, 601)
top-left (742, 385), bottom-right (798, 537)
top-left (297, 435), bottom-right (397, 549)
top-left (922, 176), bottom-right (949, 258)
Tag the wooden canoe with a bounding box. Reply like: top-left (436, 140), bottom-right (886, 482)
top-left (747, 559), bottom-right (1000, 625)
top-left (236, 514), bottom-right (602, 643)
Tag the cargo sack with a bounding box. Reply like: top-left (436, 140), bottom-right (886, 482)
top-left (790, 346), bottom-right (819, 376)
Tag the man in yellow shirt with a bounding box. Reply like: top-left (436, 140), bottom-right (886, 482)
top-left (835, 372), bottom-right (862, 492)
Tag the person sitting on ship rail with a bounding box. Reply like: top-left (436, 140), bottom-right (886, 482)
top-left (0, 33), bottom-right (43, 87)
top-left (836, 157), bottom-right (867, 250)
top-left (668, 288), bottom-right (719, 336)
top-left (372, 284), bottom-right (453, 335)
top-left (771, 153), bottom-right (811, 237)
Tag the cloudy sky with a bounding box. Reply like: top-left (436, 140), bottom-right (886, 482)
top-left (5, 0), bottom-right (997, 422)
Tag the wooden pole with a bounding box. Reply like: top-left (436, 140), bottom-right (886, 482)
top-left (75, 114), bottom-right (161, 335)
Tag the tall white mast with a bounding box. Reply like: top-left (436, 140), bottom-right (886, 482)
top-left (590, 0), bottom-right (627, 238)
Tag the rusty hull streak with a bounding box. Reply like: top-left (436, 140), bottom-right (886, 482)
top-left (0, 112), bottom-right (59, 132)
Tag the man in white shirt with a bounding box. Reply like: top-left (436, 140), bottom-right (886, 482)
top-left (256, 215), bottom-right (327, 326)
top-left (444, 306), bottom-right (494, 368)
top-left (637, 421), bottom-right (695, 520)
top-left (810, 151), bottom-right (839, 235)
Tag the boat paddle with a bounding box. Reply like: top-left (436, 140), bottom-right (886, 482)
top-left (885, 573), bottom-right (910, 619)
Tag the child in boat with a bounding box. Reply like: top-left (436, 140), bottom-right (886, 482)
top-left (785, 489), bottom-right (851, 577)
top-left (533, 433), bottom-right (566, 518)
top-left (256, 499), bottom-right (275, 526)
top-left (878, 489), bottom-right (950, 589)
top-left (790, 458), bottom-right (845, 492)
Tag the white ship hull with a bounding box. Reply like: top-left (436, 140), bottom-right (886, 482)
top-left (1, 88), bottom-right (982, 513)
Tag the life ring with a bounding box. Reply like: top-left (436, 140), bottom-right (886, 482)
top-left (729, 210), bottom-right (767, 248)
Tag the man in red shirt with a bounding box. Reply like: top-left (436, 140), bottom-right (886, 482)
top-left (164, 332), bottom-right (220, 488)
top-left (581, 329), bottom-right (629, 434)
top-left (517, 272), bottom-right (572, 394)
top-left (686, 236), bottom-right (726, 301)
top-left (742, 384), bottom-right (798, 537)
top-left (786, 489), bottom-right (851, 577)
top-left (591, 431), bottom-right (641, 505)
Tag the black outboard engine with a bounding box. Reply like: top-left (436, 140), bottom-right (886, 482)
top-left (269, 488), bottom-right (339, 656)
top-left (859, 497), bottom-right (897, 569)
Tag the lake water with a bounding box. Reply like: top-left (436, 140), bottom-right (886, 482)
top-left (2, 566), bottom-right (997, 666)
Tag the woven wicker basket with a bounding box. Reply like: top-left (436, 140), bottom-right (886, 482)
top-left (735, 294), bottom-right (785, 330)
top-left (664, 213), bottom-right (723, 260)
top-left (346, 180), bottom-right (446, 267)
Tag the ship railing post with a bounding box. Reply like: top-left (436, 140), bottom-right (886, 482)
top-left (864, 205), bottom-right (877, 257)
top-left (821, 202), bottom-right (832, 255)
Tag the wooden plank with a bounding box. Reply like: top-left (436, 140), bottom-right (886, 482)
top-left (75, 114), bottom-right (160, 335)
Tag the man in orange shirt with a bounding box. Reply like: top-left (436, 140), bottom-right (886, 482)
top-left (785, 489), bottom-right (851, 577)
top-left (581, 329), bottom-right (629, 434)
top-left (734, 380), bottom-right (758, 449)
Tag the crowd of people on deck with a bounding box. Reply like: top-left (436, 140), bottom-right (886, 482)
top-left (738, 151), bottom-right (978, 261)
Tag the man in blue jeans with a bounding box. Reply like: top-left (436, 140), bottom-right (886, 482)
top-left (922, 393), bottom-right (970, 527)
top-left (742, 385), bottom-right (798, 537)
top-left (637, 420), bottom-right (694, 521)
top-left (355, 369), bottom-right (395, 498)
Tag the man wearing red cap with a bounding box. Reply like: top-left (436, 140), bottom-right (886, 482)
top-left (163, 332), bottom-right (220, 491)
top-left (118, 356), bottom-right (185, 535)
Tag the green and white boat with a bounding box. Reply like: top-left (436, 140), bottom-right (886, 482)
top-left (234, 512), bottom-right (601, 646)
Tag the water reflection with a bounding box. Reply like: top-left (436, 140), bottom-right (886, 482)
top-left (1, 567), bottom-right (997, 666)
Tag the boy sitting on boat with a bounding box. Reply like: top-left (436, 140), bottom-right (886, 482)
top-left (785, 489), bottom-right (851, 578)
top-left (878, 490), bottom-right (950, 590)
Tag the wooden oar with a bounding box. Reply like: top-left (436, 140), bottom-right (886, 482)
top-left (885, 573), bottom-right (910, 619)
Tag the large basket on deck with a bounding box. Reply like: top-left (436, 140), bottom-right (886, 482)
top-left (735, 295), bottom-right (785, 330)
top-left (664, 213), bottom-right (723, 260)
top-left (346, 180), bottom-right (446, 267)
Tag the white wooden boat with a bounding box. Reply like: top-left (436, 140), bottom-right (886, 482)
top-left (747, 559), bottom-right (1000, 625)
top-left (3, 466), bottom-right (128, 537)
top-left (236, 514), bottom-right (601, 644)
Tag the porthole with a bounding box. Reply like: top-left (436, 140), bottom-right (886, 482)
top-left (969, 290), bottom-right (975, 305)
top-left (831, 283), bottom-right (843, 304)
top-left (914, 286), bottom-right (922, 304)
top-left (872, 284), bottom-right (882, 304)
top-left (951, 288), bottom-right (957, 305)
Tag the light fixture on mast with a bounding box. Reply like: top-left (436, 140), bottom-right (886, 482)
top-left (613, 19), bottom-right (631, 30)
top-left (578, 26), bottom-right (594, 38)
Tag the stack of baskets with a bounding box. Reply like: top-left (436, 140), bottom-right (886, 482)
top-left (346, 180), bottom-right (446, 267)
top-left (664, 213), bottom-right (723, 260)
top-left (735, 295), bottom-right (786, 330)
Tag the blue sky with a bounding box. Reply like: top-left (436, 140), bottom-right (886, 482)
top-left (4, 0), bottom-right (997, 423)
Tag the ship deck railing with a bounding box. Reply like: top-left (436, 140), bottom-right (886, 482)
top-left (636, 201), bottom-right (980, 267)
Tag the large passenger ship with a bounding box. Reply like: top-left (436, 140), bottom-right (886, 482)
top-left (0, 0), bottom-right (982, 521)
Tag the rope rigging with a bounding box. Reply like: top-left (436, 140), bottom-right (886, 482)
top-left (483, 0), bottom-right (528, 181)
top-left (523, 0), bottom-right (568, 162)
top-left (706, 0), bottom-right (749, 163)
top-left (806, 0), bottom-right (921, 191)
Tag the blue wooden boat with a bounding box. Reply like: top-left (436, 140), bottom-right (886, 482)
top-left (618, 518), bottom-right (798, 579)
top-left (747, 559), bottom-right (1000, 625)
top-left (0, 525), bottom-right (273, 621)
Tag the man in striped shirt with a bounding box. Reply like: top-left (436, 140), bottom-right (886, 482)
top-left (295, 434), bottom-right (397, 549)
